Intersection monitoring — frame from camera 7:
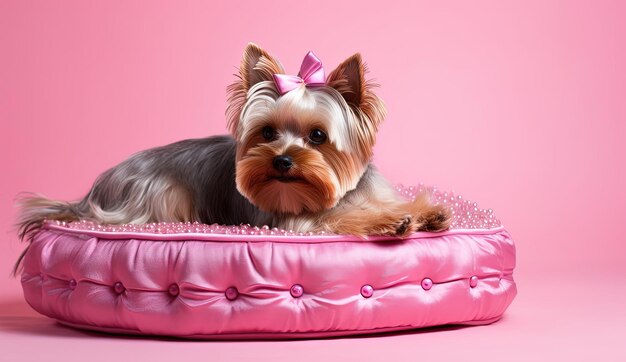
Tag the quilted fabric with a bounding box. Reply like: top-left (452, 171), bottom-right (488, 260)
top-left (21, 221), bottom-right (516, 339)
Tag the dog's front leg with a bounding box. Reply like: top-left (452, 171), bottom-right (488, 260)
top-left (316, 192), bottom-right (451, 237)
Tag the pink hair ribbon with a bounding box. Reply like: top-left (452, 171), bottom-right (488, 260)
top-left (273, 51), bottom-right (325, 95)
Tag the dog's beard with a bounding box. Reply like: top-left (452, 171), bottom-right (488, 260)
top-left (236, 144), bottom-right (338, 214)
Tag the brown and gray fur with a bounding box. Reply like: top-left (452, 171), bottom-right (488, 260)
top-left (16, 43), bottom-right (450, 266)
top-left (16, 136), bottom-right (271, 238)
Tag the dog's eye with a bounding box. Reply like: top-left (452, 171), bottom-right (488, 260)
top-left (262, 126), bottom-right (276, 141)
top-left (308, 129), bottom-right (327, 145)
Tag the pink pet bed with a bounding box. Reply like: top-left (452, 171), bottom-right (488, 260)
top-left (21, 185), bottom-right (517, 339)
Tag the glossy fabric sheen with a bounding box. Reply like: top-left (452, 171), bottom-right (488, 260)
top-left (21, 225), bottom-right (516, 339)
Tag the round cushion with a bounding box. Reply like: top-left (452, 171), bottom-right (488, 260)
top-left (20, 186), bottom-right (517, 339)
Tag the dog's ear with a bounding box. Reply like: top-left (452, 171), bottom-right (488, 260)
top-left (327, 54), bottom-right (366, 108)
top-left (227, 43), bottom-right (284, 136)
top-left (239, 43), bottom-right (284, 92)
top-left (327, 54), bottom-right (386, 131)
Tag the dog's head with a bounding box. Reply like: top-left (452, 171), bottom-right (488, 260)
top-left (228, 43), bottom-right (386, 215)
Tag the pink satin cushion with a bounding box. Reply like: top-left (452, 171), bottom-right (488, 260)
top-left (21, 186), bottom-right (516, 338)
top-left (21, 221), bottom-right (516, 339)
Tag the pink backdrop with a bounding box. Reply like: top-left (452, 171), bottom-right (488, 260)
top-left (1, 1), bottom-right (625, 360)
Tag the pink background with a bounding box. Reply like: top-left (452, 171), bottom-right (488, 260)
top-left (1, 0), bottom-right (625, 361)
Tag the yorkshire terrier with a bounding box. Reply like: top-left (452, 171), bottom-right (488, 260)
top-left (17, 43), bottom-right (451, 241)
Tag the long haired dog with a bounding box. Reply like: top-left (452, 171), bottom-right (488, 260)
top-left (17, 43), bottom-right (451, 244)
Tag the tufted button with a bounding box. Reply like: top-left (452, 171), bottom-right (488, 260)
top-left (290, 284), bottom-right (304, 298)
top-left (114, 282), bottom-right (125, 294)
top-left (40, 273), bottom-right (48, 282)
top-left (360, 284), bottom-right (374, 298)
top-left (469, 276), bottom-right (478, 288)
top-left (225, 287), bottom-right (239, 301)
top-left (421, 278), bottom-right (433, 291)
top-left (69, 279), bottom-right (77, 290)
top-left (168, 283), bottom-right (180, 296)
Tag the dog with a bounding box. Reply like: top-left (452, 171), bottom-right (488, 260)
top-left (17, 43), bottom-right (451, 244)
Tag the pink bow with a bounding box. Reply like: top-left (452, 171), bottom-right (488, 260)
top-left (273, 51), bottom-right (325, 95)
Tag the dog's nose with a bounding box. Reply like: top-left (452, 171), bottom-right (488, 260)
top-left (273, 155), bottom-right (293, 172)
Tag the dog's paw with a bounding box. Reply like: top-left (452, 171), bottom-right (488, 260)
top-left (369, 213), bottom-right (417, 237)
top-left (415, 204), bottom-right (451, 232)
top-left (393, 216), bottom-right (413, 237)
top-left (326, 211), bottom-right (416, 237)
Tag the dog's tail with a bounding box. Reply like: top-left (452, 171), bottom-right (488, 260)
top-left (13, 194), bottom-right (84, 275)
